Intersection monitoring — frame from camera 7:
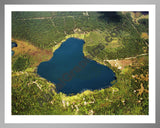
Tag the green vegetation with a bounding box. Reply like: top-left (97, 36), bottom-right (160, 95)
top-left (12, 12), bottom-right (108, 50)
top-left (12, 59), bottom-right (148, 115)
top-left (137, 18), bottom-right (149, 33)
top-left (12, 55), bottom-right (30, 71)
top-left (12, 11), bottom-right (149, 115)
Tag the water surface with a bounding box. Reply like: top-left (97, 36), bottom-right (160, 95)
top-left (12, 42), bottom-right (17, 56)
top-left (37, 38), bottom-right (117, 95)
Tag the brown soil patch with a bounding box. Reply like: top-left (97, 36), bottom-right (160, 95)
top-left (141, 32), bottom-right (148, 39)
top-left (118, 59), bottom-right (136, 68)
top-left (12, 39), bottom-right (53, 67)
top-left (107, 54), bottom-right (148, 70)
top-left (108, 58), bottom-right (136, 70)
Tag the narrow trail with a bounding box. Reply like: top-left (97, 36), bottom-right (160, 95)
top-left (17, 17), bottom-right (52, 20)
top-left (49, 18), bottom-right (60, 33)
top-left (104, 53), bottom-right (148, 62)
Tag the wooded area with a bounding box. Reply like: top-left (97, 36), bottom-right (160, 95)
top-left (12, 11), bottom-right (149, 115)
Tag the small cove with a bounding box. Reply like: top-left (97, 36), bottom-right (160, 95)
top-left (37, 38), bottom-right (117, 95)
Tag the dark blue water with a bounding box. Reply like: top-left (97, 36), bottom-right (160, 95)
top-left (37, 38), bottom-right (117, 95)
top-left (12, 42), bottom-right (17, 56)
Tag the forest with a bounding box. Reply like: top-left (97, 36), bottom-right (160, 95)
top-left (12, 11), bottom-right (149, 115)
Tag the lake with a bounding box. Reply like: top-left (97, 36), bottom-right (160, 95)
top-left (37, 38), bottom-right (117, 95)
top-left (12, 42), bottom-right (17, 56)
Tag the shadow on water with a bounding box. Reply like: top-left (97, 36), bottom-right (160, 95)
top-left (98, 12), bottom-right (123, 23)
